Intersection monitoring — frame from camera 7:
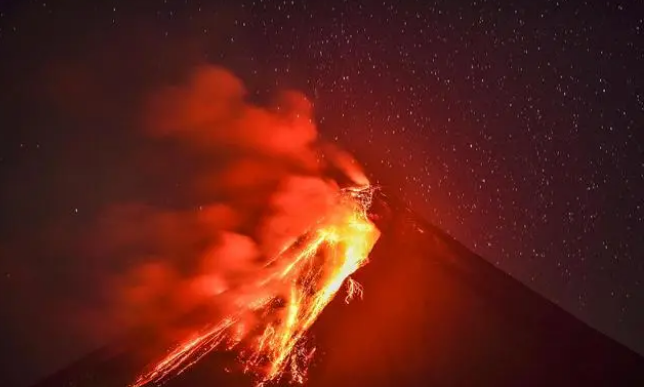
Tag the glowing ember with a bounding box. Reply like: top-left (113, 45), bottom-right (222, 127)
top-left (132, 184), bottom-right (380, 386)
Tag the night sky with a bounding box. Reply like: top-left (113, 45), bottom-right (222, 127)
top-left (0, 1), bottom-right (642, 386)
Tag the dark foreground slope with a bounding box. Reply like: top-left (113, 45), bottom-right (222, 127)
top-left (33, 193), bottom-right (642, 387)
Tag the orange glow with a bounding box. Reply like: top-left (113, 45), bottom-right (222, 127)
top-left (132, 183), bottom-right (380, 386)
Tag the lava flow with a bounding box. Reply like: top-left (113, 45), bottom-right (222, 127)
top-left (132, 184), bottom-right (380, 387)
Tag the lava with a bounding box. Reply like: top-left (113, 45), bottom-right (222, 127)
top-left (132, 184), bottom-right (380, 386)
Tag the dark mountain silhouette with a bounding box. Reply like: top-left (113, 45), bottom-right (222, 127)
top-left (32, 191), bottom-right (642, 387)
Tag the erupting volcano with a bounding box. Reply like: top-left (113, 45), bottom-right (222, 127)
top-left (30, 66), bottom-right (641, 387)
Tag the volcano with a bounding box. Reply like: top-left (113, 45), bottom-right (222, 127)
top-left (31, 191), bottom-right (642, 387)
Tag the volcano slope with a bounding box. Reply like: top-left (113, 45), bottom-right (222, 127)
top-left (33, 192), bottom-right (642, 387)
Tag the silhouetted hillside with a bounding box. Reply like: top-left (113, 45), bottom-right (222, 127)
top-left (33, 191), bottom-right (642, 387)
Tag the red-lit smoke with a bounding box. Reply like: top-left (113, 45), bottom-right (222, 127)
top-left (67, 65), bottom-right (380, 384)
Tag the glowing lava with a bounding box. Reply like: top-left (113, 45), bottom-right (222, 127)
top-left (132, 184), bottom-right (380, 386)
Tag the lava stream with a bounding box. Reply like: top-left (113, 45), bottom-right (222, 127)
top-left (132, 184), bottom-right (380, 386)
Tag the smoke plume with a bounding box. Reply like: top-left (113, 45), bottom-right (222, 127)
top-left (71, 65), bottom-right (368, 339)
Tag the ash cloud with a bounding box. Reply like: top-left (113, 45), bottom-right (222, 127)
top-left (65, 64), bottom-right (368, 341)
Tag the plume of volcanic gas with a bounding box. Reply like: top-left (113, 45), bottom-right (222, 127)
top-left (88, 66), bottom-right (382, 386)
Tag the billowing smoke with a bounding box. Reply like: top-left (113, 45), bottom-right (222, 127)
top-left (73, 65), bottom-right (368, 339)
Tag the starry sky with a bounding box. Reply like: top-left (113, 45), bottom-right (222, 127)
top-left (0, 1), bottom-right (642, 386)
